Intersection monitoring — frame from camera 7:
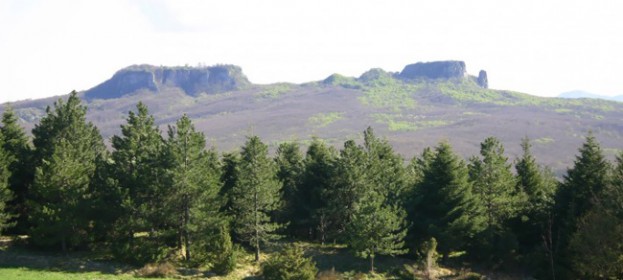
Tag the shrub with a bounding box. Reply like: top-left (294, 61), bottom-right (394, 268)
top-left (317, 268), bottom-right (343, 280)
top-left (261, 243), bottom-right (318, 280)
top-left (136, 262), bottom-right (177, 278)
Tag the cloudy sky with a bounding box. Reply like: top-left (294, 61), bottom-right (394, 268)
top-left (0, 0), bottom-right (621, 103)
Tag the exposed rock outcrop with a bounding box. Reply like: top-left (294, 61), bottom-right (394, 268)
top-left (84, 64), bottom-right (250, 100)
top-left (398, 61), bottom-right (467, 80)
top-left (477, 70), bottom-right (488, 89)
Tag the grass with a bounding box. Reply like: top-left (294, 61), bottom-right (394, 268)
top-left (372, 113), bottom-right (453, 132)
top-left (0, 268), bottom-right (158, 280)
top-left (308, 112), bottom-right (345, 128)
top-left (256, 83), bottom-right (293, 99)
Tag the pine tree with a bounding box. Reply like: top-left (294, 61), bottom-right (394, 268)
top-left (298, 138), bottom-right (336, 243)
top-left (554, 133), bottom-right (611, 278)
top-left (410, 142), bottom-right (484, 258)
top-left (346, 190), bottom-right (407, 273)
top-left (363, 127), bottom-right (407, 205)
top-left (231, 136), bottom-right (282, 262)
top-left (165, 114), bottom-right (222, 263)
top-left (0, 132), bottom-right (15, 233)
top-left (274, 142), bottom-right (304, 235)
top-left (29, 91), bottom-right (105, 251)
top-left (469, 137), bottom-right (521, 230)
top-left (1, 105), bottom-right (33, 234)
top-left (109, 102), bottom-right (168, 263)
top-left (566, 152), bottom-right (623, 279)
top-left (219, 151), bottom-right (239, 215)
top-left (325, 140), bottom-right (368, 240)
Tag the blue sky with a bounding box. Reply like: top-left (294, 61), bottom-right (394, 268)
top-left (1, 0), bottom-right (622, 103)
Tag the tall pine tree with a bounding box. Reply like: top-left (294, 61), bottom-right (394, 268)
top-left (410, 142), bottom-right (484, 258)
top-left (231, 136), bottom-right (282, 262)
top-left (1, 105), bottom-right (33, 234)
top-left (109, 102), bottom-right (169, 263)
top-left (0, 132), bottom-right (14, 233)
top-left (274, 142), bottom-right (304, 236)
top-left (298, 138), bottom-right (336, 243)
top-left (29, 91), bottom-right (105, 251)
top-left (554, 133), bottom-right (611, 278)
top-left (165, 114), bottom-right (223, 263)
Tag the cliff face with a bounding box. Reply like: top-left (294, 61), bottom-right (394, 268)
top-left (398, 61), bottom-right (467, 80)
top-left (84, 64), bottom-right (250, 100)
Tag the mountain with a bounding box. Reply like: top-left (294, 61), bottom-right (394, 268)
top-left (4, 61), bottom-right (623, 174)
top-left (559, 90), bottom-right (623, 102)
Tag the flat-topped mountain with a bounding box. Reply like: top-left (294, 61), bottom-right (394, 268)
top-left (5, 61), bottom-right (623, 174)
top-left (84, 64), bottom-right (250, 100)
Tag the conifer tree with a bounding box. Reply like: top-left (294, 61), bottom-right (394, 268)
top-left (165, 114), bottom-right (222, 262)
top-left (0, 133), bottom-right (14, 233)
top-left (274, 142), bottom-right (304, 235)
top-left (347, 190), bottom-right (407, 273)
top-left (109, 102), bottom-right (168, 262)
top-left (325, 140), bottom-right (368, 240)
top-left (410, 142), bottom-right (484, 258)
top-left (29, 92), bottom-right (105, 251)
top-left (231, 136), bottom-right (282, 262)
top-left (1, 105), bottom-right (33, 233)
top-left (469, 137), bottom-right (521, 230)
top-left (219, 151), bottom-right (239, 215)
top-left (566, 149), bottom-right (623, 279)
top-left (554, 133), bottom-right (611, 277)
top-left (298, 138), bottom-right (336, 242)
top-left (363, 127), bottom-right (407, 205)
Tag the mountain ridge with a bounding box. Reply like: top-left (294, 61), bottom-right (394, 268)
top-left (4, 60), bottom-right (623, 174)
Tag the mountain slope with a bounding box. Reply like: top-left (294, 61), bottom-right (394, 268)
top-left (5, 61), bottom-right (623, 174)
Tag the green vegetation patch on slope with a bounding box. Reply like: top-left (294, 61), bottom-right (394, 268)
top-left (358, 79), bottom-right (418, 111)
top-left (308, 112), bottom-right (345, 128)
top-left (373, 113), bottom-right (452, 132)
top-left (256, 83), bottom-right (294, 99)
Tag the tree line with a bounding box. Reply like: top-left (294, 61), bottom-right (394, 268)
top-left (0, 91), bottom-right (621, 278)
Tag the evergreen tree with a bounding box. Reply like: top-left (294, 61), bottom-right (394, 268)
top-left (109, 102), bottom-right (168, 263)
top-left (325, 140), bottom-right (368, 241)
top-left (1, 105), bottom-right (33, 234)
top-left (346, 190), bottom-right (407, 273)
top-left (410, 142), bottom-right (484, 258)
top-left (274, 142), bottom-right (304, 235)
top-left (0, 133), bottom-right (14, 233)
top-left (219, 151), bottom-right (240, 215)
top-left (29, 92), bottom-right (105, 251)
top-left (554, 133), bottom-right (611, 278)
top-left (165, 114), bottom-right (223, 263)
top-left (231, 136), bottom-right (282, 262)
top-left (567, 152), bottom-right (623, 279)
top-left (363, 127), bottom-right (407, 205)
top-left (261, 243), bottom-right (318, 280)
top-left (469, 137), bottom-right (521, 230)
top-left (298, 138), bottom-right (336, 243)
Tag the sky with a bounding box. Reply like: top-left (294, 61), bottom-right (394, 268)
top-left (0, 0), bottom-right (622, 103)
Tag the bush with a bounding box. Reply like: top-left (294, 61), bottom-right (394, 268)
top-left (317, 268), bottom-right (343, 280)
top-left (261, 243), bottom-right (318, 280)
top-left (136, 262), bottom-right (177, 278)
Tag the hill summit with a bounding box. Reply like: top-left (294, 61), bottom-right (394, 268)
top-left (84, 64), bottom-right (250, 100)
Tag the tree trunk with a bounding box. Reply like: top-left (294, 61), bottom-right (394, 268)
top-left (184, 198), bottom-right (191, 261)
top-left (370, 255), bottom-right (375, 273)
top-left (254, 188), bottom-right (260, 262)
top-left (61, 234), bottom-right (67, 254)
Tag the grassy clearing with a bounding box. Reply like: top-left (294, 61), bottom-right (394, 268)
top-left (0, 236), bottom-right (520, 280)
top-left (372, 113), bottom-right (452, 132)
top-left (256, 83), bottom-right (293, 99)
top-left (308, 112), bottom-right (345, 128)
top-left (0, 268), bottom-right (158, 280)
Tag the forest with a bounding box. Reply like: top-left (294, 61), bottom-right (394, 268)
top-left (0, 91), bottom-right (621, 279)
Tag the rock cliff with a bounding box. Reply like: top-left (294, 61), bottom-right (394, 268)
top-left (398, 60), bottom-right (467, 80)
top-left (84, 64), bottom-right (250, 100)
